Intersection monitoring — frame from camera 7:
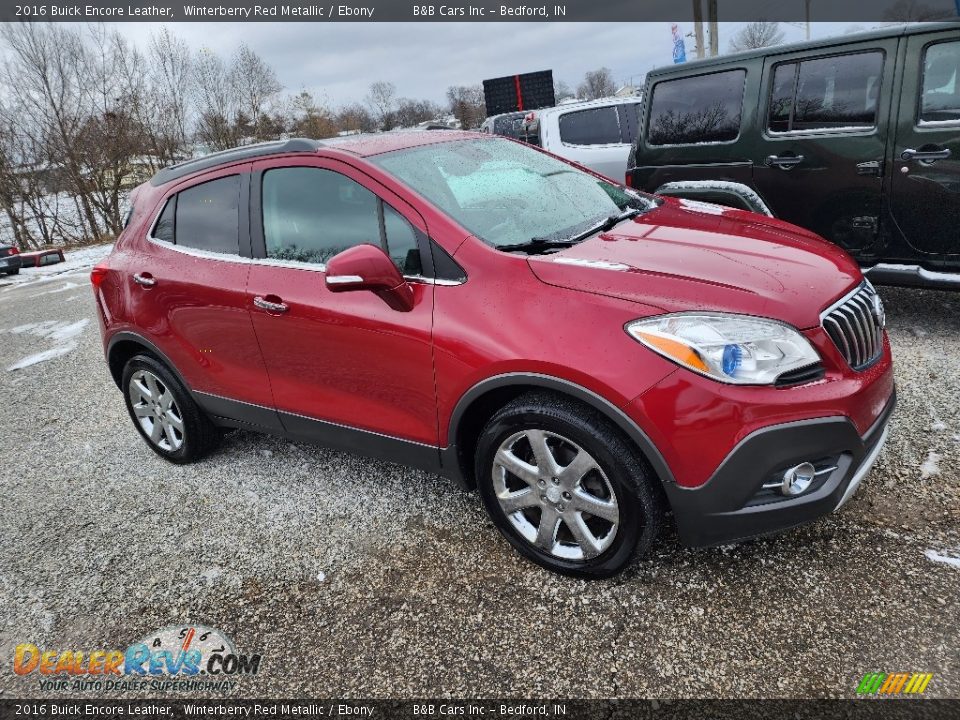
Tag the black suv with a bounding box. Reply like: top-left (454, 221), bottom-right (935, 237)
top-left (628, 22), bottom-right (960, 289)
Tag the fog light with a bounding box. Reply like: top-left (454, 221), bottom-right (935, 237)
top-left (782, 462), bottom-right (816, 496)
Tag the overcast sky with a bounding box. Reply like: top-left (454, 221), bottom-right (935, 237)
top-left (114, 21), bottom-right (863, 107)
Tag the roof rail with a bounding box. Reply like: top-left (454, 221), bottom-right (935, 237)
top-left (150, 137), bottom-right (323, 186)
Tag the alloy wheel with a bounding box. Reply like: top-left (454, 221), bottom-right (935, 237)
top-left (492, 429), bottom-right (620, 561)
top-left (128, 369), bottom-right (185, 452)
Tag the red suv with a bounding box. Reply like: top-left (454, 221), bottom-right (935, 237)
top-left (93, 132), bottom-right (895, 577)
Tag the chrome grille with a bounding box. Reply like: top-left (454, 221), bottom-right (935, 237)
top-left (822, 282), bottom-right (885, 370)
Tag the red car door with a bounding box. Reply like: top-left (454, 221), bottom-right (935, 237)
top-left (245, 157), bottom-right (438, 455)
top-left (127, 164), bottom-right (278, 420)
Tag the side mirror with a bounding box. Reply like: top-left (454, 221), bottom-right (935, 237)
top-left (325, 243), bottom-right (414, 312)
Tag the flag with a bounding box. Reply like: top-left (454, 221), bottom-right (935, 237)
top-left (672, 23), bottom-right (687, 64)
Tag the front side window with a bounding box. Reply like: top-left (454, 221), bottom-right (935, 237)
top-left (262, 167), bottom-right (381, 265)
top-left (768, 52), bottom-right (883, 132)
top-left (262, 166), bottom-right (422, 274)
top-left (559, 107), bottom-right (622, 145)
top-left (920, 41), bottom-right (960, 124)
top-left (372, 137), bottom-right (655, 250)
top-left (175, 175), bottom-right (240, 254)
top-left (647, 69), bottom-right (745, 145)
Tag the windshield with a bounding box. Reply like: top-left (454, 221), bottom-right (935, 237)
top-left (371, 137), bottom-right (656, 249)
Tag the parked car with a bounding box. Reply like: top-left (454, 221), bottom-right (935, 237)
top-left (479, 111), bottom-right (533, 141)
top-left (628, 22), bottom-right (960, 289)
top-left (93, 133), bottom-right (894, 577)
top-left (18, 248), bottom-right (65, 268)
top-left (0, 243), bottom-right (21, 275)
top-left (518, 96), bottom-right (644, 180)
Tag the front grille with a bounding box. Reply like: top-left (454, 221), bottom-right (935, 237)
top-left (822, 282), bottom-right (885, 370)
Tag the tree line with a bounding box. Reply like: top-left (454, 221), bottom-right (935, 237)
top-left (0, 23), bottom-right (627, 250)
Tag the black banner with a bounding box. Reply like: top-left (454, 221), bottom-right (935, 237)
top-left (1, 0), bottom-right (959, 22)
top-left (2, 700), bottom-right (960, 720)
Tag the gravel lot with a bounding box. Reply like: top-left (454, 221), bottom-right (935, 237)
top-left (0, 246), bottom-right (958, 699)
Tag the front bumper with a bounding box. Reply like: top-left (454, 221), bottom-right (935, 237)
top-left (664, 390), bottom-right (896, 547)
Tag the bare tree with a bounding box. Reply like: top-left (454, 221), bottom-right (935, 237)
top-left (446, 85), bottom-right (485, 129)
top-left (366, 81), bottom-right (397, 130)
top-left (290, 91), bottom-right (339, 139)
top-left (392, 98), bottom-right (443, 128)
top-left (554, 80), bottom-right (575, 102)
top-left (577, 68), bottom-right (616, 100)
top-left (729, 21), bottom-right (785, 52)
top-left (231, 44), bottom-right (282, 140)
top-left (336, 103), bottom-right (376, 134)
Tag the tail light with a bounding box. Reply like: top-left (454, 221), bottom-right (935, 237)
top-left (90, 263), bottom-right (109, 290)
top-left (624, 173), bottom-right (633, 188)
top-left (9, 246), bottom-right (18, 255)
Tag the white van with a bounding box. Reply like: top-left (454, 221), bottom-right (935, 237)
top-left (520, 96), bottom-right (643, 181)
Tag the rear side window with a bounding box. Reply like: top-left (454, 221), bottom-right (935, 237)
top-left (175, 175), bottom-right (241, 254)
top-left (647, 69), bottom-right (745, 145)
top-left (768, 52), bottom-right (884, 132)
top-left (920, 41), bottom-right (960, 124)
top-left (559, 107), bottom-right (622, 145)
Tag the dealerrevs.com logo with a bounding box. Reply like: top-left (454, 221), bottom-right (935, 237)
top-left (856, 672), bottom-right (934, 697)
top-left (13, 625), bottom-right (261, 692)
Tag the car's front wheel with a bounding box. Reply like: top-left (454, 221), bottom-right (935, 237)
top-left (475, 392), bottom-right (664, 577)
top-left (121, 354), bottom-right (220, 464)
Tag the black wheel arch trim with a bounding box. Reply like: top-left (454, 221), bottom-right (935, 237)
top-left (106, 331), bottom-right (192, 392)
top-left (445, 373), bottom-right (676, 487)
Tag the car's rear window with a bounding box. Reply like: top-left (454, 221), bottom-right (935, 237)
top-left (646, 69), bottom-right (746, 145)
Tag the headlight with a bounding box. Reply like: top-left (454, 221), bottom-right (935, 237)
top-left (626, 313), bottom-right (821, 385)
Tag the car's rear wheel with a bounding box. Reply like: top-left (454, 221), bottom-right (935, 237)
top-left (121, 354), bottom-right (220, 464)
top-left (5, 268), bottom-right (18, 275)
top-left (475, 392), bottom-right (664, 577)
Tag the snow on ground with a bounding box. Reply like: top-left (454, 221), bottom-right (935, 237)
top-left (0, 243), bottom-right (113, 290)
top-left (920, 450), bottom-right (942, 479)
top-left (3, 318), bottom-right (90, 372)
top-left (924, 549), bottom-right (960, 569)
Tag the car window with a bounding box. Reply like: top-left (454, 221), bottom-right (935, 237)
top-left (647, 69), bottom-right (745, 145)
top-left (769, 52), bottom-right (884, 132)
top-left (920, 41), bottom-right (960, 124)
top-left (262, 167), bottom-right (381, 265)
top-left (175, 175), bottom-right (240, 254)
top-left (559, 107), bottom-right (622, 145)
top-left (616, 103), bottom-right (641, 143)
top-left (383, 204), bottom-right (423, 275)
top-left (152, 197), bottom-right (175, 243)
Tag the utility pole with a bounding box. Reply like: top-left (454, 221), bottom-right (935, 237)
top-left (805, 0), bottom-right (811, 40)
top-left (692, 0), bottom-right (705, 59)
top-left (708, 0), bottom-right (718, 57)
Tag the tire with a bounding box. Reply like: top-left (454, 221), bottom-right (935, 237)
top-left (6, 268), bottom-right (18, 275)
top-left (475, 392), bottom-right (664, 578)
top-left (121, 353), bottom-right (220, 464)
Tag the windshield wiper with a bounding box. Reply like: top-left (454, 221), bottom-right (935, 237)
top-left (496, 208), bottom-right (643, 254)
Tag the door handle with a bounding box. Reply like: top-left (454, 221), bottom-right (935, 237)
top-left (900, 147), bottom-right (951, 162)
top-left (765, 154), bottom-right (805, 169)
top-left (133, 273), bottom-right (156, 287)
top-left (253, 296), bottom-right (288, 313)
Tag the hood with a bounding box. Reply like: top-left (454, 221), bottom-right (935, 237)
top-left (527, 197), bottom-right (861, 329)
